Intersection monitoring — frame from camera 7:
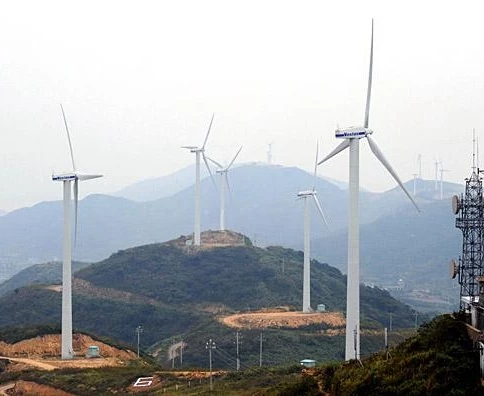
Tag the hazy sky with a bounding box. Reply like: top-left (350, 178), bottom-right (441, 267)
top-left (1, 0), bottom-right (483, 211)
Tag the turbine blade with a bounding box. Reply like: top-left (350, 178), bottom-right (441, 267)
top-left (203, 153), bottom-right (218, 192)
top-left (202, 113), bottom-right (215, 149)
top-left (227, 146), bottom-right (243, 170)
top-left (367, 135), bottom-right (420, 212)
top-left (60, 104), bottom-right (76, 172)
top-left (226, 173), bottom-right (233, 198)
top-left (364, 19), bottom-right (374, 129)
top-left (312, 141), bottom-right (319, 190)
top-left (74, 178), bottom-right (79, 247)
top-left (317, 140), bottom-right (350, 165)
top-left (313, 195), bottom-right (329, 228)
top-left (77, 173), bottom-right (103, 181)
top-left (205, 156), bottom-right (223, 169)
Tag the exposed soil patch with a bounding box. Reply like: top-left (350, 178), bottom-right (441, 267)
top-left (6, 380), bottom-right (73, 396)
top-left (169, 230), bottom-right (248, 251)
top-left (0, 333), bottom-right (136, 370)
top-left (220, 310), bottom-right (345, 329)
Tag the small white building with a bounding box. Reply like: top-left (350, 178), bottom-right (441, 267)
top-left (300, 359), bottom-right (316, 368)
top-left (316, 304), bottom-right (326, 312)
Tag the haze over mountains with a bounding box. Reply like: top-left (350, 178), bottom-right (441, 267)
top-left (0, 163), bottom-right (464, 307)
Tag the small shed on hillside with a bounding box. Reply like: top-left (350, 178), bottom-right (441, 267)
top-left (300, 359), bottom-right (316, 368)
top-left (86, 345), bottom-right (100, 358)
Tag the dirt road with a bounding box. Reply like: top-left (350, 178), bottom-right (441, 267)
top-left (0, 356), bottom-right (56, 371)
top-left (0, 382), bottom-right (15, 396)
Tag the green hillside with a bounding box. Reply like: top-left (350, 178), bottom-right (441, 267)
top-left (0, 315), bottom-right (478, 395)
top-left (313, 314), bottom-right (481, 395)
top-left (76, 242), bottom-right (418, 328)
top-left (0, 237), bottom-right (423, 366)
top-left (0, 260), bottom-right (91, 297)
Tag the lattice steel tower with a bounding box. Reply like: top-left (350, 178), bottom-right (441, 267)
top-left (453, 143), bottom-right (484, 310)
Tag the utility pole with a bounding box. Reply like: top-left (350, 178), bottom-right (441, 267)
top-left (172, 339), bottom-right (175, 368)
top-left (135, 326), bottom-right (143, 358)
top-left (236, 331), bottom-right (240, 371)
top-left (206, 339), bottom-right (216, 391)
top-left (259, 332), bottom-right (263, 367)
top-left (384, 327), bottom-right (391, 360)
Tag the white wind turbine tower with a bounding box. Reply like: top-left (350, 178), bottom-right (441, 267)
top-left (439, 162), bottom-right (449, 200)
top-left (297, 143), bottom-right (329, 313)
top-left (417, 154), bottom-right (422, 179)
top-left (206, 146), bottom-right (243, 231)
top-left (52, 105), bottom-right (102, 359)
top-left (267, 142), bottom-right (273, 164)
top-left (317, 20), bottom-right (419, 360)
top-left (182, 114), bottom-right (216, 245)
top-left (434, 159), bottom-right (439, 191)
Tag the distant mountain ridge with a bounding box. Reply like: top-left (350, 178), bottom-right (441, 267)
top-left (113, 164), bottom-right (210, 201)
top-left (0, 163), bottom-right (464, 305)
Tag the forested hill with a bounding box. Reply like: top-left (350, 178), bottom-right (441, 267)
top-left (0, 233), bottom-right (422, 365)
top-left (75, 234), bottom-right (416, 328)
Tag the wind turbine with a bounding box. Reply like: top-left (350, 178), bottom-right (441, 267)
top-left (317, 20), bottom-right (419, 360)
top-left (439, 162), bottom-right (449, 200)
top-left (434, 159), bottom-right (439, 191)
top-left (297, 143), bottom-right (329, 313)
top-left (52, 105), bottom-right (102, 359)
top-left (267, 142), bottom-right (273, 164)
top-left (417, 154), bottom-right (422, 179)
top-left (206, 146), bottom-right (243, 231)
top-left (182, 114), bottom-right (216, 245)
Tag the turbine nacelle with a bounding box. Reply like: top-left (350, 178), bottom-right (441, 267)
top-left (181, 145), bottom-right (203, 153)
top-left (335, 126), bottom-right (373, 139)
top-left (52, 172), bottom-right (103, 182)
top-left (52, 173), bottom-right (77, 182)
top-left (297, 190), bottom-right (316, 197)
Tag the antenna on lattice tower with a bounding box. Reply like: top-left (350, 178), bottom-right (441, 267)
top-left (472, 129), bottom-right (476, 172)
top-left (451, 142), bottom-right (484, 311)
top-left (412, 173), bottom-right (418, 196)
top-left (477, 135), bottom-right (480, 173)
